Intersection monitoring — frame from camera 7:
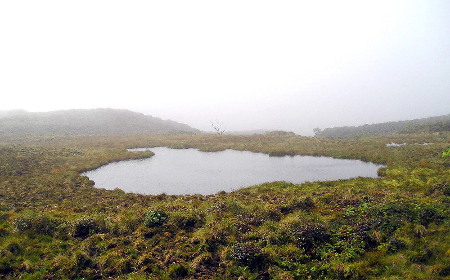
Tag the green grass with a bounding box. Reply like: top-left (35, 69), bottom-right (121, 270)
top-left (0, 133), bottom-right (449, 279)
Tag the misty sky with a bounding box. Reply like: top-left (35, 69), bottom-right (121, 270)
top-left (1, 1), bottom-right (449, 135)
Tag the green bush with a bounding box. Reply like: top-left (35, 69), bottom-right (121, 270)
top-left (168, 263), bottom-right (189, 278)
top-left (377, 167), bottom-right (387, 177)
top-left (173, 212), bottom-right (204, 231)
top-left (409, 249), bottom-right (433, 264)
top-left (230, 242), bottom-right (267, 270)
top-left (0, 225), bottom-right (8, 237)
top-left (73, 251), bottom-right (92, 270)
top-left (387, 237), bottom-right (407, 253)
top-left (417, 205), bottom-right (442, 226)
top-left (204, 228), bottom-right (228, 252)
top-left (144, 210), bottom-right (168, 228)
top-left (280, 197), bottom-right (315, 214)
top-left (289, 223), bottom-right (330, 253)
top-left (0, 253), bottom-right (15, 274)
top-left (375, 202), bottom-right (415, 233)
top-left (442, 147), bottom-right (450, 158)
top-left (5, 241), bottom-right (21, 255)
top-left (71, 217), bottom-right (100, 239)
top-left (12, 212), bottom-right (60, 236)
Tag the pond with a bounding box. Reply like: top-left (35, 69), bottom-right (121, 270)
top-left (82, 147), bottom-right (384, 195)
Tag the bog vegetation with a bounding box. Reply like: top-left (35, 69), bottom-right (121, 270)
top-left (0, 132), bottom-right (449, 279)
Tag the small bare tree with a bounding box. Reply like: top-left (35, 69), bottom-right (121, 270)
top-left (211, 120), bottom-right (226, 135)
top-left (313, 127), bottom-right (322, 137)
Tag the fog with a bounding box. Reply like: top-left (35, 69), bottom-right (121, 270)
top-left (1, 1), bottom-right (449, 135)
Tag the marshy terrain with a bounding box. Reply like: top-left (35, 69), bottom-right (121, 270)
top-left (0, 131), bottom-right (449, 279)
top-left (3, 0), bottom-right (450, 278)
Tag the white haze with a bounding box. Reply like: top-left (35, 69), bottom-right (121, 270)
top-left (1, 0), bottom-right (449, 135)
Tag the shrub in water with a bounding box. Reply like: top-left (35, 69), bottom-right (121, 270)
top-left (144, 210), bottom-right (168, 228)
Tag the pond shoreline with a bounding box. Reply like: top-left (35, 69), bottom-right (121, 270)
top-left (83, 147), bottom-right (385, 195)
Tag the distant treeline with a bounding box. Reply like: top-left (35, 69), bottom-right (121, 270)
top-left (0, 108), bottom-right (200, 137)
top-left (314, 114), bottom-right (450, 138)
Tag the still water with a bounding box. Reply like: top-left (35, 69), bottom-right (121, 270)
top-left (82, 147), bottom-right (383, 195)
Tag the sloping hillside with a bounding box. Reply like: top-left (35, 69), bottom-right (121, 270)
top-left (315, 114), bottom-right (450, 138)
top-left (0, 109), bottom-right (200, 136)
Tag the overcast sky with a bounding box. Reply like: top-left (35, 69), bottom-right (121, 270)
top-left (1, 0), bottom-right (449, 135)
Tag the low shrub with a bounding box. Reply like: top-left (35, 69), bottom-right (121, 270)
top-left (387, 237), bottom-right (407, 253)
top-left (168, 263), bottom-right (189, 279)
top-left (73, 251), bottom-right (92, 270)
top-left (427, 182), bottom-right (450, 196)
top-left (5, 241), bottom-right (21, 255)
top-left (353, 222), bottom-right (380, 249)
top-left (377, 167), bottom-right (387, 177)
top-left (71, 217), bottom-right (100, 239)
top-left (0, 225), bottom-right (8, 237)
top-left (144, 210), bottom-right (168, 228)
top-left (12, 212), bottom-right (60, 236)
top-left (442, 147), bottom-right (450, 158)
top-left (409, 249), bottom-right (433, 264)
top-left (261, 206), bottom-right (282, 222)
top-left (173, 212), bottom-right (204, 231)
top-left (289, 223), bottom-right (330, 253)
top-left (204, 228), bottom-right (228, 252)
top-left (280, 197), bottom-right (315, 214)
top-left (116, 258), bottom-right (133, 274)
top-left (417, 205), bottom-right (443, 226)
top-left (268, 151), bottom-right (296, 157)
top-left (375, 202), bottom-right (415, 233)
top-left (230, 242), bottom-right (267, 270)
top-left (116, 211), bottom-right (144, 234)
top-left (0, 252), bottom-right (15, 274)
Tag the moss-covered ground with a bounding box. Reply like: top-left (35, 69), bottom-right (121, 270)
top-left (0, 133), bottom-right (449, 279)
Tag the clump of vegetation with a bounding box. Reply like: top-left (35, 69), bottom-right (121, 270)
top-left (172, 211), bottom-right (204, 231)
top-left (443, 146), bottom-right (450, 158)
top-left (13, 212), bottom-right (60, 236)
top-left (230, 242), bottom-right (267, 269)
top-left (288, 223), bottom-right (330, 253)
top-left (143, 210), bottom-right (168, 228)
top-left (168, 263), bottom-right (190, 278)
top-left (71, 217), bottom-right (102, 238)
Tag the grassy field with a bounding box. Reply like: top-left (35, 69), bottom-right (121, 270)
top-left (0, 133), bottom-right (449, 279)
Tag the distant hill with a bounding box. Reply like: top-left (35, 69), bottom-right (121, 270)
top-left (225, 129), bottom-right (269, 135)
top-left (0, 109), bottom-right (28, 118)
top-left (315, 114), bottom-right (450, 138)
top-left (0, 108), bottom-right (200, 137)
